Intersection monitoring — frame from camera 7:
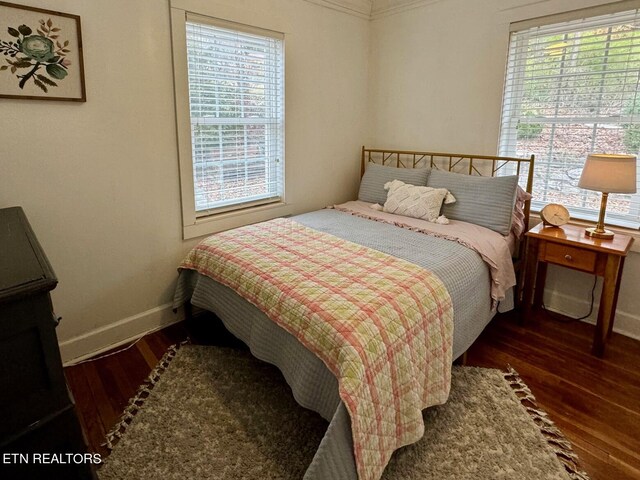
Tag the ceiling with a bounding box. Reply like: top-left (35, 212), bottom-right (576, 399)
top-left (304, 0), bottom-right (442, 19)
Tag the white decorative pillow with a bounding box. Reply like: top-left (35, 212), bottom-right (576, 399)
top-left (383, 180), bottom-right (456, 224)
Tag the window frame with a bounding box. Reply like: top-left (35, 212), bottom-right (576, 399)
top-left (170, 9), bottom-right (290, 239)
top-left (498, 4), bottom-right (640, 230)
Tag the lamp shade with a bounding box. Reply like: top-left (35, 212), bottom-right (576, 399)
top-left (578, 154), bottom-right (637, 193)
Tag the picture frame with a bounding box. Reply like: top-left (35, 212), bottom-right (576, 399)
top-left (0, 1), bottom-right (86, 101)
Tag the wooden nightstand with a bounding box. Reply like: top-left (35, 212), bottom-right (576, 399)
top-left (522, 223), bottom-right (634, 357)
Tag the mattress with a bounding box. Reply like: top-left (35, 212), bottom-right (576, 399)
top-left (173, 208), bottom-right (514, 479)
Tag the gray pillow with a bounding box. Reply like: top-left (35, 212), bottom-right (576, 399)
top-left (358, 163), bottom-right (430, 205)
top-left (426, 170), bottom-right (518, 235)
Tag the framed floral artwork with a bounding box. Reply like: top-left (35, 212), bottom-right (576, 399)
top-left (0, 2), bottom-right (85, 101)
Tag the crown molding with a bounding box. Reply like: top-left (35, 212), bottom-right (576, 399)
top-left (303, 0), bottom-right (446, 20)
top-left (303, 0), bottom-right (373, 18)
top-left (370, 0), bottom-right (444, 19)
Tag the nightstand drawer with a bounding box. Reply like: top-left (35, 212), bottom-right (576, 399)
top-left (543, 243), bottom-right (597, 272)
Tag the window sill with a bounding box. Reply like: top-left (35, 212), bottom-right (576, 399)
top-left (183, 201), bottom-right (293, 240)
top-left (529, 213), bottom-right (640, 253)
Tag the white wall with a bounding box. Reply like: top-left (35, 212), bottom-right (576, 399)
top-left (3, 0), bottom-right (637, 364)
top-left (369, 0), bottom-right (640, 339)
top-left (0, 0), bottom-right (369, 362)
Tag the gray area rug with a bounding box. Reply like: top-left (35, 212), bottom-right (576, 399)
top-left (99, 344), bottom-right (588, 480)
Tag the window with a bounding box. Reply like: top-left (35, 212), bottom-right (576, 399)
top-left (171, 11), bottom-right (286, 237)
top-left (499, 7), bottom-right (640, 229)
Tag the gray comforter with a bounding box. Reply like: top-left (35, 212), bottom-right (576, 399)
top-left (173, 208), bottom-right (511, 479)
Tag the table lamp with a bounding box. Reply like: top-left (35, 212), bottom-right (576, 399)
top-left (578, 153), bottom-right (637, 239)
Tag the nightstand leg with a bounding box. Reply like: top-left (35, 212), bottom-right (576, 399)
top-left (522, 237), bottom-right (539, 322)
top-left (533, 261), bottom-right (548, 309)
top-left (607, 256), bottom-right (626, 339)
top-left (593, 255), bottom-right (621, 357)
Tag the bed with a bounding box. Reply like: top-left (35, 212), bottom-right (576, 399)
top-left (172, 147), bottom-right (535, 480)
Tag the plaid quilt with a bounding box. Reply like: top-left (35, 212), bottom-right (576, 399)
top-left (180, 218), bottom-right (454, 480)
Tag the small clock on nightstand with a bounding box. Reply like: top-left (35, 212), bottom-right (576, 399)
top-left (540, 203), bottom-right (570, 227)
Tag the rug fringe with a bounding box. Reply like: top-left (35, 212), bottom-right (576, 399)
top-left (102, 339), bottom-right (190, 451)
top-left (504, 366), bottom-right (590, 480)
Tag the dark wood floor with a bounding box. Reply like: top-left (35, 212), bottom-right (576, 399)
top-left (65, 310), bottom-right (640, 480)
top-left (466, 312), bottom-right (640, 480)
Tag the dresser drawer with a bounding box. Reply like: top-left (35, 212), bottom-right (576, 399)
top-left (0, 295), bottom-right (70, 438)
top-left (543, 243), bottom-right (597, 272)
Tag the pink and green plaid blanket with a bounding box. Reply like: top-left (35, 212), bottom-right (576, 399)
top-left (180, 218), bottom-right (454, 480)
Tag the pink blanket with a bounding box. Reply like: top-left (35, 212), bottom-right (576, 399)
top-left (333, 201), bottom-right (516, 303)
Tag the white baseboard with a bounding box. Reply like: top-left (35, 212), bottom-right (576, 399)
top-left (544, 290), bottom-right (640, 342)
top-left (59, 303), bottom-right (185, 366)
top-left (57, 286), bottom-right (639, 366)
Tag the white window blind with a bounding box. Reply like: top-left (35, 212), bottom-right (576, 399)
top-left (185, 18), bottom-right (284, 215)
top-left (499, 8), bottom-right (640, 229)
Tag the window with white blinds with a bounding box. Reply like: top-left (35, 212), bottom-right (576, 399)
top-left (185, 18), bottom-right (284, 215)
top-left (498, 7), bottom-right (640, 229)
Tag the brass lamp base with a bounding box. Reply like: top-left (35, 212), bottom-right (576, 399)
top-left (584, 191), bottom-right (615, 240)
top-left (585, 226), bottom-right (614, 239)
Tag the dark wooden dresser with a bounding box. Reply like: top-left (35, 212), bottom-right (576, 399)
top-left (0, 207), bottom-right (95, 479)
